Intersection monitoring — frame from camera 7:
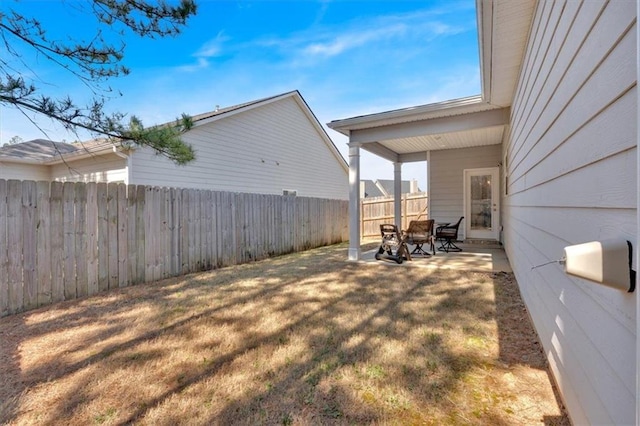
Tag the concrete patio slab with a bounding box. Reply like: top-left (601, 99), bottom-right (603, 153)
top-left (359, 242), bottom-right (512, 273)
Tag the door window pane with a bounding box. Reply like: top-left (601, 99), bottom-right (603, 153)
top-left (470, 175), bottom-right (492, 230)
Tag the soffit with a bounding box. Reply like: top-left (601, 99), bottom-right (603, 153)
top-left (380, 125), bottom-right (505, 154)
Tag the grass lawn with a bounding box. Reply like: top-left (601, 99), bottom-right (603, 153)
top-left (0, 243), bottom-right (569, 425)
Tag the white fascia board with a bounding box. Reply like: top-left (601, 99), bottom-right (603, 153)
top-left (327, 95), bottom-right (487, 135)
top-left (0, 156), bottom-right (42, 165)
top-left (291, 93), bottom-right (349, 174)
top-left (0, 144), bottom-right (122, 165)
top-left (43, 144), bottom-right (124, 165)
top-left (192, 91), bottom-right (299, 127)
top-left (349, 107), bottom-right (510, 144)
top-left (361, 142), bottom-right (399, 163)
top-left (476, 0), bottom-right (493, 104)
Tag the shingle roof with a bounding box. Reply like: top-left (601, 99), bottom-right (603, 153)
top-left (0, 139), bottom-right (114, 162)
top-left (376, 179), bottom-right (412, 196)
top-left (189, 91), bottom-right (298, 123)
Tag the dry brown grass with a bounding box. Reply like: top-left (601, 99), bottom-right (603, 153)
top-left (0, 243), bottom-right (569, 425)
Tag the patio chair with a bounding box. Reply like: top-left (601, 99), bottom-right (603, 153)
top-left (435, 216), bottom-right (464, 252)
top-left (375, 224), bottom-right (411, 264)
top-left (404, 219), bottom-right (435, 256)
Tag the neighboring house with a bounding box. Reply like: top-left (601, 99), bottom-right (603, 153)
top-left (329, 1), bottom-right (638, 425)
top-left (0, 91), bottom-right (348, 200)
top-left (360, 179), bottom-right (419, 198)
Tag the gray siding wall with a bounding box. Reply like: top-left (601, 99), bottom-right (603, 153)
top-left (0, 163), bottom-right (49, 181)
top-left (50, 155), bottom-right (128, 183)
top-left (503, 1), bottom-right (637, 424)
top-left (429, 144), bottom-right (502, 239)
top-left (130, 97), bottom-right (348, 200)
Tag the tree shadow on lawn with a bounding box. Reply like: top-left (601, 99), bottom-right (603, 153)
top-left (0, 243), bottom-right (569, 425)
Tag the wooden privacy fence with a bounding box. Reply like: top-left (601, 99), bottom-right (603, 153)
top-left (361, 192), bottom-right (428, 238)
top-left (0, 179), bottom-right (348, 317)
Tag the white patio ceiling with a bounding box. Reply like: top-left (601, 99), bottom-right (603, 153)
top-left (327, 0), bottom-right (536, 162)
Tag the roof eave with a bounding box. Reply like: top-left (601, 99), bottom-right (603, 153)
top-left (327, 95), bottom-right (488, 134)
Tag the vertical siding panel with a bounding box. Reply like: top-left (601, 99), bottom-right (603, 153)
top-left (107, 183), bottom-right (119, 289)
top-left (35, 181), bottom-right (51, 306)
top-left (0, 180), bottom-right (7, 316)
top-left (117, 184), bottom-right (128, 287)
top-left (7, 181), bottom-right (23, 314)
top-left (86, 183), bottom-right (99, 296)
top-left (97, 183), bottom-right (109, 292)
top-left (22, 181), bottom-right (37, 310)
top-left (50, 182), bottom-right (64, 302)
top-left (74, 183), bottom-right (88, 298)
top-left (62, 182), bottom-right (76, 300)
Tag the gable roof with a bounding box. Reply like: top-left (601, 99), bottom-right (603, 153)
top-left (2, 91), bottom-right (348, 172)
top-left (327, 0), bottom-right (536, 161)
top-left (360, 180), bottom-right (384, 198)
top-left (376, 179), bottom-right (413, 196)
top-left (188, 90), bottom-right (348, 172)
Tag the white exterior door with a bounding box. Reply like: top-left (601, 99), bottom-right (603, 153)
top-left (464, 167), bottom-right (499, 240)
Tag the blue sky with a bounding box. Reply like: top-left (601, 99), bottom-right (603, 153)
top-left (1, 0), bottom-right (481, 189)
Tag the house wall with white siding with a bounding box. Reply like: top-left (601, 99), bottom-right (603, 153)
top-left (429, 144), bottom-right (501, 239)
top-left (130, 96), bottom-right (348, 199)
top-left (502, 1), bottom-right (637, 424)
top-left (0, 163), bottom-right (49, 181)
top-left (50, 154), bottom-right (128, 183)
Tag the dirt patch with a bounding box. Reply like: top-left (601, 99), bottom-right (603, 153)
top-left (0, 243), bottom-right (569, 425)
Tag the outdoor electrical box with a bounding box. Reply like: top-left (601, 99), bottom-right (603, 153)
top-left (563, 240), bottom-right (636, 292)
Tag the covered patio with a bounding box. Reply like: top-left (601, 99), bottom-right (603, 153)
top-left (359, 240), bottom-right (512, 273)
top-left (327, 0), bottom-right (534, 261)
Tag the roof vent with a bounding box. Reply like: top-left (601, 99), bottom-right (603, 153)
top-left (215, 105), bottom-right (220, 112)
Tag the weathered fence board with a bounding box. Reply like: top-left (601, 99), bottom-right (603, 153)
top-left (0, 180), bottom-right (8, 317)
top-left (361, 192), bottom-right (428, 238)
top-left (86, 183), bottom-right (99, 296)
top-left (75, 183), bottom-right (88, 298)
top-left (62, 182), bottom-right (76, 300)
top-left (97, 183), bottom-right (109, 292)
top-left (7, 180), bottom-right (23, 314)
top-left (22, 181), bottom-right (37, 310)
top-left (0, 179), bottom-right (348, 317)
top-left (50, 182), bottom-right (64, 303)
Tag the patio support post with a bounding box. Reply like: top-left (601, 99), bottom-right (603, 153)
top-left (394, 161), bottom-right (402, 230)
top-left (348, 142), bottom-right (361, 261)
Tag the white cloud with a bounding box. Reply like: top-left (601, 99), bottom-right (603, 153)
top-left (302, 24), bottom-right (408, 57)
top-left (194, 32), bottom-right (230, 58)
